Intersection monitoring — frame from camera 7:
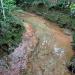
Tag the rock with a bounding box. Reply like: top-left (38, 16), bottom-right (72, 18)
top-left (53, 44), bottom-right (65, 57)
top-left (64, 29), bottom-right (72, 36)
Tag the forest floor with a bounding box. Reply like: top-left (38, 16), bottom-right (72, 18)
top-left (0, 11), bottom-right (73, 75)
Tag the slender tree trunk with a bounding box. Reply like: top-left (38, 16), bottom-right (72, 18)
top-left (0, 0), bottom-right (6, 20)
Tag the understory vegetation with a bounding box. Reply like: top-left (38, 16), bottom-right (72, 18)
top-left (0, 0), bottom-right (24, 57)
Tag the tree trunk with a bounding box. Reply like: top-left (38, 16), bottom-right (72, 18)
top-left (0, 0), bottom-right (6, 20)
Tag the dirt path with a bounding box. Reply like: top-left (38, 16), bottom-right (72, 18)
top-left (15, 11), bottom-right (72, 59)
top-left (14, 11), bottom-right (73, 75)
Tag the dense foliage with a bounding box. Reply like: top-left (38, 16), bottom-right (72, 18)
top-left (0, 0), bottom-right (24, 57)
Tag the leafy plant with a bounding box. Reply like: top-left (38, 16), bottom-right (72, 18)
top-left (70, 3), bottom-right (75, 16)
top-left (0, 0), bottom-right (24, 57)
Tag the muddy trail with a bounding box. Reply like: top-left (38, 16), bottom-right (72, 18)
top-left (0, 11), bottom-right (73, 75)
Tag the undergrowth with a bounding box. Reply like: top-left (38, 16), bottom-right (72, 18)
top-left (0, 14), bottom-right (24, 57)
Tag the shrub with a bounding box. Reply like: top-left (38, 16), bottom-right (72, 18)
top-left (0, 0), bottom-right (24, 57)
top-left (0, 14), bottom-right (24, 57)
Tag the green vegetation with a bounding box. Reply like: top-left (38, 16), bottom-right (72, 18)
top-left (70, 3), bottom-right (75, 16)
top-left (0, 0), bottom-right (24, 57)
